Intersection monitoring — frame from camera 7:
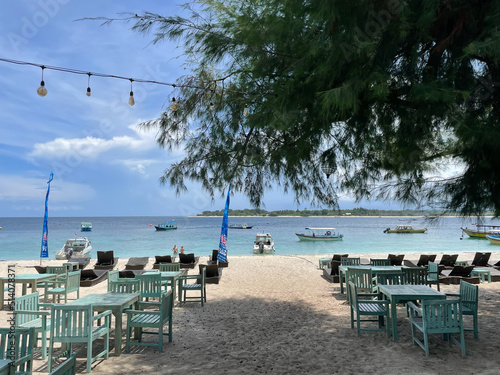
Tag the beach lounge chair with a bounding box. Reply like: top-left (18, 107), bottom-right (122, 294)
top-left (440, 266), bottom-right (479, 285)
top-left (179, 253), bottom-right (199, 269)
top-left (153, 255), bottom-right (173, 269)
top-left (208, 249), bottom-right (229, 268)
top-left (387, 254), bottom-right (405, 266)
top-left (80, 269), bottom-right (108, 287)
top-left (439, 254), bottom-right (458, 268)
top-left (427, 262), bottom-right (440, 291)
top-left (417, 254), bottom-right (437, 267)
top-left (125, 257), bottom-right (150, 270)
top-left (472, 252), bottom-right (491, 267)
top-left (446, 280), bottom-right (479, 338)
top-left (0, 327), bottom-right (35, 375)
top-left (197, 263), bottom-right (222, 284)
top-left (49, 352), bottom-right (77, 375)
top-left (323, 260), bottom-right (341, 283)
top-left (94, 251), bottom-right (118, 270)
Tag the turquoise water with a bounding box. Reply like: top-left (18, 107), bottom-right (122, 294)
top-left (0, 216), bottom-right (499, 261)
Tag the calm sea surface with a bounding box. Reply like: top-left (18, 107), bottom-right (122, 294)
top-left (0, 216), bottom-right (499, 261)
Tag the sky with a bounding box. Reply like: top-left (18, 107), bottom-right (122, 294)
top-left (0, 0), bottom-right (400, 217)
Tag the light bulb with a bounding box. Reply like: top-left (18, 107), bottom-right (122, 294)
top-left (171, 97), bottom-right (178, 111)
top-left (210, 102), bottom-right (214, 111)
top-left (129, 91), bottom-right (135, 106)
top-left (86, 87), bottom-right (91, 97)
top-left (243, 104), bottom-right (248, 117)
top-left (37, 81), bottom-right (47, 97)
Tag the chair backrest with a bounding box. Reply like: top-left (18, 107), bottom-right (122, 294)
top-left (427, 262), bottom-right (439, 278)
top-left (347, 281), bottom-right (359, 310)
top-left (459, 280), bottom-right (478, 312)
top-left (370, 258), bottom-right (391, 266)
top-left (472, 252), bottom-right (491, 266)
top-left (160, 289), bottom-right (174, 324)
top-left (137, 273), bottom-right (162, 300)
top-left (211, 249), bottom-right (218, 261)
top-left (347, 269), bottom-right (372, 293)
top-left (64, 270), bottom-right (81, 293)
top-left (419, 299), bottom-right (463, 334)
top-left (107, 270), bottom-right (119, 291)
top-left (376, 272), bottom-right (406, 286)
top-left (47, 265), bottom-right (70, 275)
top-left (97, 250), bottom-right (114, 265)
top-left (14, 292), bottom-right (41, 326)
top-left (179, 253), bottom-right (195, 264)
top-left (439, 254), bottom-right (458, 267)
top-left (50, 305), bottom-right (92, 341)
top-left (403, 267), bottom-right (428, 285)
top-left (388, 254), bottom-right (405, 266)
top-left (341, 257), bottom-right (360, 266)
top-left (0, 327), bottom-right (35, 374)
top-left (159, 263), bottom-right (181, 272)
top-left (49, 352), bottom-right (76, 375)
top-left (417, 254), bottom-right (437, 267)
top-left (109, 279), bottom-right (140, 293)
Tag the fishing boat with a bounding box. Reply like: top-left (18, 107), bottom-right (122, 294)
top-left (80, 222), bottom-right (92, 232)
top-left (460, 224), bottom-right (500, 238)
top-left (253, 233), bottom-right (275, 254)
top-left (485, 234), bottom-right (500, 245)
top-left (154, 220), bottom-right (177, 231)
top-left (383, 225), bottom-right (427, 233)
top-left (229, 223), bottom-right (253, 229)
top-left (55, 237), bottom-right (92, 260)
top-left (295, 227), bottom-right (343, 241)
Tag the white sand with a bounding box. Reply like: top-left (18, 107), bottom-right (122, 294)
top-left (1, 253), bottom-right (500, 374)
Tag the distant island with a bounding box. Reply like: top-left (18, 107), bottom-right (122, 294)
top-left (196, 207), bottom-right (464, 217)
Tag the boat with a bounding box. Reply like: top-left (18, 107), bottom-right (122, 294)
top-left (55, 237), bottom-right (92, 260)
top-left (253, 233), bottom-right (275, 254)
top-left (485, 234), bottom-right (500, 245)
top-left (295, 227), bottom-right (343, 241)
top-left (460, 224), bottom-right (500, 238)
top-left (383, 225), bottom-right (427, 233)
top-left (80, 222), bottom-right (92, 232)
top-left (154, 220), bottom-right (177, 231)
top-left (229, 223), bottom-right (253, 229)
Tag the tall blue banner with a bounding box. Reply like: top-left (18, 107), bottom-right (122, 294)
top-left (217, 182), bottom-right (231, 263)
top-left (40, 172), bottom-right (54, 259)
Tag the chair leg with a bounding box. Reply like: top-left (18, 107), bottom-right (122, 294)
top-left (87, 340), bottom-right (92, 373)
top-left (126, 325), bottom-right (131, 353)
top-left (473, 314), bottom-right (478, 339)
top-left (41, 330), bottom-right (47, 360)
top-left (159, 326), bottom-right (163, 353)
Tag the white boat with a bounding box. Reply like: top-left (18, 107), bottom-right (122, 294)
top-left (81, 222), bottom-right (92, 232)
top-left (55, 237), bottom-right (92, 260)
top-left (295, 227), bottom-right (343, 241)
top-left (253, 233), bottom-right (275, 254)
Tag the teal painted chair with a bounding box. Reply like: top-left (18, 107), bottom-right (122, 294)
top-left (159, 263), bottom-right (181, 272)
top-left (49, 352), bottom-right (76, 375)
top-left (0, 327), bottom-right (35, 375)
top-left (48, 304), bottom-right (112, 373)
top-left (446, 280), bottom-right (479, 338)
top-left (403, 267), bottom-right (428, 285)
top-left (427, 262), bottom-right (440, 291)
top-left (137, 273), bottom-right (163, 302)
top-left (370, 258), bottom-right (391, 266)
top-left (408, 299), bottom-right (465, 356)
top-left (178, 267), bottom-right (206, 307)
top-left (44, 270), bottom-right (81, 303)
top-left (347, 269), bottom-right (373, 296)
top-left (38, 266), bottom-right (69, 290)
top-left (347, 281), bottom-right (390, 337)
top-left (109, 279), bottom-right (140, 294)
top-left (374, 272), bottom-right (406, 296)
top-left (125, 289), bottom-right (174, 353)
top-left (341, 257), bottom-right (361, 266)
top-left (14, 292), bottom-right (52, 360)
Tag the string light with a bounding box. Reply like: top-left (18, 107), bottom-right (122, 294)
top-left (128, 79), bottom-right (135, 106)
top-left (86, 73), bottom-right (92, 97)
top-left (171, 97), bottom-right (178, 111)
top-left (210, 102), bottom-right (214, 111)
top-left (243, 104), bottom-right (249, 117)
top-left (37, 66), bottom-right (47, 97)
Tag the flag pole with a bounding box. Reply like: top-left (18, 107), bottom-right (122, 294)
top-left (217, 181), bottom-right (232, 263)
top-left (40, 172), bottom-right (54, 265)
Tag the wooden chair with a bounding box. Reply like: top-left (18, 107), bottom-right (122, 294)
top-left (347, 281), bottom-right (390, 337)
top-left (403, 267), bottom-right (428, 285)
top-left (341, 257), bottom-right (360, 266)
top-left (0, 327), bottom-right (35, 375)
top-left (109, 279), bottom-right (140, 294)
top-left (408, 299), bottom-right (465, 356)
top-left (178, 267), bottom-right (206, 307)
top-left (370, 258), bottom-right (391, 266)
top-left (375, 272), bottom-right (406, 296)
top-left (49, 352), bottom-right (76, 375)
top-left (14, 292), bottom-right (52, 360)
top-left (347, 269), bottom-right (373, 295)
top-left (446, 280), bottom-right (479, 338)
top-left (48, 305), bottom-right (112, 373)
top-left (38, 266), bottom-right (69, 290)
top-left (137, 273), bottom-right (163, 302)
top-left (44, 270), bottom-right (81, 303)
top-left (427, 262), bottom-right (440, 291)
top-left (106, 270), bottom-right (119, 291)
top-left (125, 289), bottom-right (174, 353)
top-left (159, 263), bottom-right (181, 272)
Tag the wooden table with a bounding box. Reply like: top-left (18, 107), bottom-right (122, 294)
top-left (68, 292), bottom-right (139, 356)
top-left (338, 266), bottom-right (404, 294)
top-left (471, 269), bottom-right (491, 283)
top-left (0, 273), bottom-right (57, 310)
top-left (142, 270), bottom-right (186, 300)
top-left (378, 284), bottom-right (446, 340)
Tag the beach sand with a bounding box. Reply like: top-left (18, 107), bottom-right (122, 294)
top-left (1, 253), bottom-right (500, 375)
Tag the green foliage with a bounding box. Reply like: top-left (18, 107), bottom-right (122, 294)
top-left (119, 0), bottom-right (500, 217)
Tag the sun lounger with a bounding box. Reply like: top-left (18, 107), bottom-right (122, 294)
top-left (125, 257), bottom-right (150, 270)
top-left (440, 266), bottom-right (479, 285)
top-left (417, 254), bottom-right (437, 267)
top-left (208, 249), bottom-right (229, 268)
top-left (439, 254), bottom-right (459, 269)
top-left (322, 260), bottom-right (341, 283)
top-left (471, 252), bottom-right (492, 267)
top-left (118, 270), bottom-right (146, 278)
top-left (179, 253), bottom-right (199, 269)
top-left (94, 251), bottom-right (118, 270)
top-left (388, 254), bottom-right (405, 266)
top-left (79, 269), bottom-right (108, 287)
top-left (153, 255), bottom-right (173, 269)
top-left (197, 264), bottom-right (222, 284)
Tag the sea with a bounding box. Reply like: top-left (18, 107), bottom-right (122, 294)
top-left (0, 216), bottom-right (499, 261)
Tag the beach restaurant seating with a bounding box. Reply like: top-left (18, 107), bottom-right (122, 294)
top-left (137, 273), bottom-right (163, 303)
top-left (408, 299), bottom-right (465, 356)
top-left (208, 249), bottom-right (229, 268)
top-left (387, 254), bottom-right (405, 266)
top-left (197, 263), bottom-right (222, 284)
top-left (94, 251), bottom-right (118, 270)
top-left (472, 252), bottom-right (492, 267)
top-left (14, 291), bottom-right (52, 360)
top-left (439, 254), bottom-right (459, 269)
top-left (347, 281), bottom-right (390, 337)
top-left (159, 263), bottom-right (181, 272)
top-left (49, 352), bottom-right (77, 375)
top-left (125, 289), bottom-right (174, 353)
top-left (417, 254), bottom-right (437, 267)
top-left (446, 280), bottom-right (479, 338)
top-left (341, 257), bottom-right (360, 266)
top-left (440, 266), bottom-right (479, 285)
top-left (370, 258), bottom-right (391, 266)
top-left (153, 255), bottom-right (173, 269)
top-left (44, 270), bottom-right (81, 303)
top-left (125, 257), bottom-right (150, 270)
top-left (67, 257), bottom-right (91, 270)
top-left (427, 262), bottom-right (440, 291)
top-left (323, 261), bottom-right (341, 283)
top-left (0, 327), bottom-right (35, 375)
top-left (179, 253), bottom-right (199, 269)
top-left (48, 304), bottom-right (112, 373)
top-left (179, 267), bottom-right (206, 307)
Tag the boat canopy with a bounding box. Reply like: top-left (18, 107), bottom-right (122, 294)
top-left (305, 227), bottom-right (336, 230)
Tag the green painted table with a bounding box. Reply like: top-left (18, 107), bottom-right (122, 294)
top-left (378, 284), bottom-right (446, 340)
top-left (471, 269), bottom-right (491, 283)
top-left (0, 273), bottom-right (57, 310)
top-left (142, 270), bottom-right (186, 300)
top-left (338, 266), bottom-right (404, 294)
top-left (69, 292), bottom-right (139, 356)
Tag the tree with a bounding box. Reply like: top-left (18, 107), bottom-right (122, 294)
top-left (103, 0), bottom-right (500, 216)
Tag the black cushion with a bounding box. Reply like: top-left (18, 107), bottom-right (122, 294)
top-left (155, 255), bottom-right (172, 264)
top-left (495, 260), bottom-right (500, 267)
top-left (328, 260), bottom-right (341, 275)
top-left (388, 254), bottom-right (404, 266)
top-left (473, 252), bottom-right (491, 267)
top-left (180, 253), bottom-right (195, 263)
top-left (81, 270), bottom-right (97, 281)
top-left (212, 250), bottom-right (219, 261)
top-left (439, 254), bottom-right (458, 267)
top-left (332, 254), bottom-right (349, 262)
top-left (119, 270), bottom-right (136, 278)
top-left (449, 266), bottom-right (474, 277)
top-left (200, 264), bottom-right (219, 278)
top-left (97, 251), bottom-right (114, 265)
top-left (417, 254), bottom-right (437, 267)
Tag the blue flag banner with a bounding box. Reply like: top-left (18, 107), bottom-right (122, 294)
top-left (217, 182), bottom-right (231, 263)
top-left (40, 172), bottom-right (54, 259)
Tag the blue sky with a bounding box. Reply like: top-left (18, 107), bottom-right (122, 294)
top-left (0, 0), bottom-right (400, 217)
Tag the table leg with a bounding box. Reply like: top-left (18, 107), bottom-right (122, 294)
top-left (391, 297), bottom-right (398, 340)
top-left (340, 270), bottom-right (344, 294)
top-left (32, 280), bottom-right (38, 293)
top-left (22, 282), bottom-right (27, 296)
top-left (113, 308), bottom-right (122, 356)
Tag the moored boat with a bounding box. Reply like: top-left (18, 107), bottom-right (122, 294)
top-left (55, 237), bottom-right (92, 260)
top-left (229, 223), bottom-right (253, 229)
top-left (253, 233), bottom-right (275, 254)
top-left (461, 224), bottom-right (500, 238)
top-left (383, 225), bottom-right (427, 233)
top-left (81, 222), bottom-right (92, 231)
top-left (155, 220), bottom-right (177, 231)
top-left (485, 234), bottom-right (500, 245)
top-left (295, 227), bottom-right (343, 241)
